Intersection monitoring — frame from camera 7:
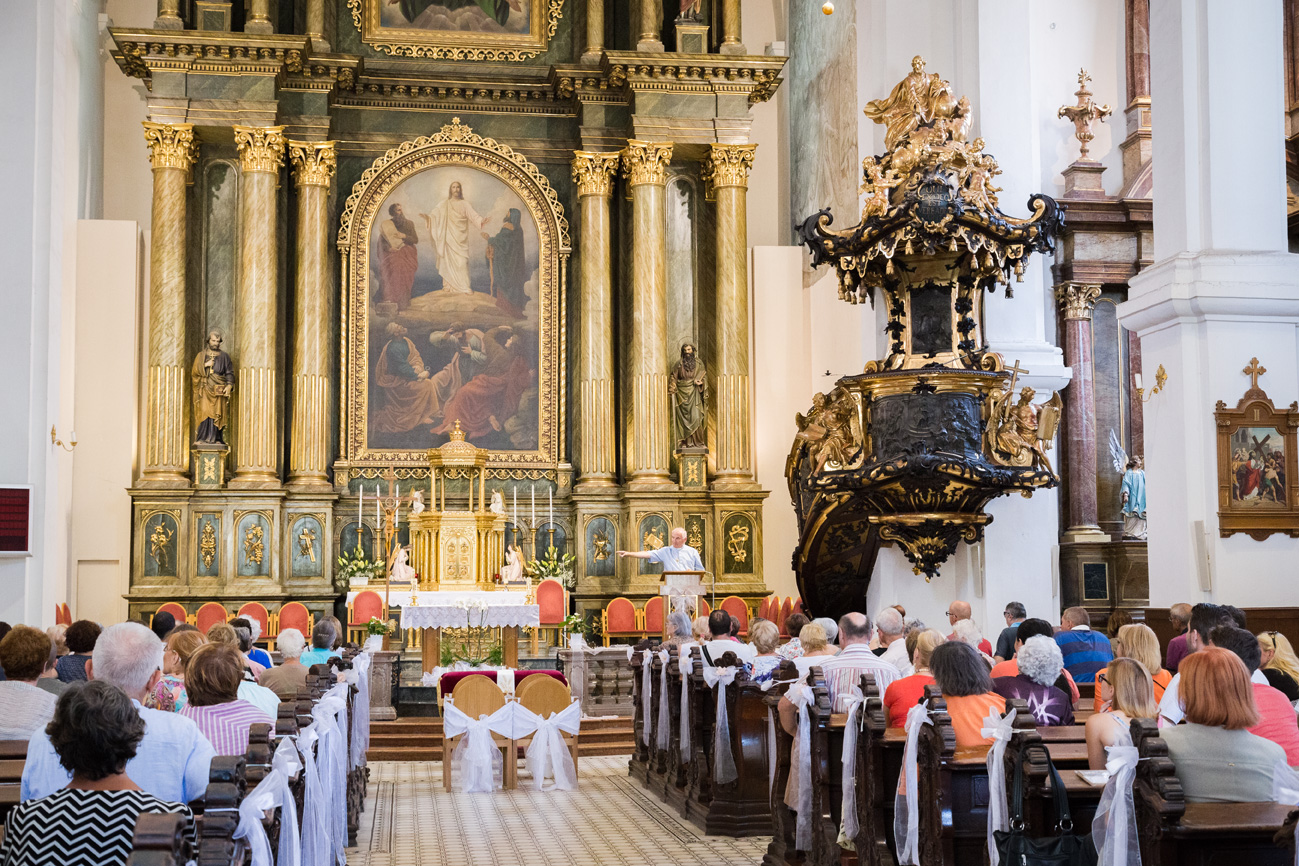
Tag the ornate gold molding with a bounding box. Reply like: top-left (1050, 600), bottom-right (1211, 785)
top-left (142, 122), bottom-right (199, 172)
top-left (621, 140), bottom-right (673, 187)
top-left (287, 140), bottom-right (337, 187)
top-left (571, 151), bottom-right (620, 197)
top-left (234, 125), bottom-right (286, 174)
top-left (1055, 282), bottom-right (1102, 320)
top-left (702, 143), bottom-right (756, 194)
top-left (346, 0), bottom-right (564, 61)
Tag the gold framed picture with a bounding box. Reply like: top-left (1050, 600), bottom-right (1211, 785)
top-left (1215, 358), bottom-right (1299, 540)
top-left (336, 118), bottom-right (570, 477)
top-left (347, 0), bottom-right (565, 61)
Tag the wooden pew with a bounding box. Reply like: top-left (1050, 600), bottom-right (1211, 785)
top-left (1131, 719), bottom-right (1297, 865)
top-left (763, 660), bottom-right (833, 866)
top-left (0, 739), bottom-right (26, 826)
top-left (127, 813), bottom-right (193, 866)
top-left (628, 638), bottom-right (655, 784)
top-left (846, 673), bottom-right (895, 866)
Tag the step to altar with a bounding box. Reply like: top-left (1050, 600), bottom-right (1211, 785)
top-left (365, 715), bottom-right (635, 762)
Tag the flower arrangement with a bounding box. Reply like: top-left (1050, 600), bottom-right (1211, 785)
top-left (445, 598), bottom-right (494, 666)
top-left (559, 613), bottom-right (584, 634)
top-left (528, 545), bottom-right (577, 589)
top-left (337, 547), bottom-right (384, 584)
top-left (366, 616), bottom-right (393, 637)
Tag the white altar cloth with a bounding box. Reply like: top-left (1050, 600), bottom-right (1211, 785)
top-left (348, 590), bottom-right (528, 607)
top-left (400, 600), bottom-right (540, 630)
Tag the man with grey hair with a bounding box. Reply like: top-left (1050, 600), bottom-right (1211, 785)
top-left (994, 601), bottom-right (1027, 663)
top-left (875, 607), bottom-right (912, 676)
top-left (779, 612), bottom-right (902, 732)
top-left (260, 628), bottom-right (309, 700)
top-left (21, 622), bottom-right (215, 802)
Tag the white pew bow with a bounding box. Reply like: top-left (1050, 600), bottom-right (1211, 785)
top-left (840, 686), bottom-right (866, 843)
top-left (784, 676), bottom-right (815, 852)
top-left (702, 665), bottom-right (739, 785)
top-left (443, 699), bottom-right (517, 793)
top-left (981, 707), bottom-right (1016, 866)
top-left (656, 649), bottom-right (672, 751)
top-left (893, 702), bottom-right (931, 866)
top-left (234, 736), bottom-right (303, 866)
top-left (639, 649), bottom-right (654, 745)
top-left (1092, 744), bottom-right (1140, 866)
top-left (679, 645), bottom-right (697, 755)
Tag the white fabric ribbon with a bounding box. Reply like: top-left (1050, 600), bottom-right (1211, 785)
top-left (703, 665), bottom-right (739, 785)
top-left (640, 649), bottom-right (654, 746)
top-left (981, 707), bottom-right (1017, 866)
top-left (521, 701), bottom-right (582, 791)
top-left (349, 650), bottom-right (373, 769)
top-left (497, 668), bottom-right (516, 696)
top-left (234, 736), bottom-right (303, 866)
top-left (767, 707), bottom-right (778, 796)
top-left (1272, 760), bottom-right (1299, 866)
top-left (840, 686), bottom-right (866, 843)
top-left (656, 649), bottom-right (671, 751)
top-left (679, 645), bottom-right (696, 756)
top-left (297, 723), bottom-right (327, 866)
top-left (784, 677), bottom-right (815, 851)
top-left (1092, 745), bottom-right (1141, 866)
top-left (299, 683), bottom-right (350, 866)
top-left (893, 702), bottom-right (931, 866)
top-left (442, 699), bottom-right (516, 793)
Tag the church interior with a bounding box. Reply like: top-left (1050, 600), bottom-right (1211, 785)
top-left (1, 0), bottom-right (1298, 863)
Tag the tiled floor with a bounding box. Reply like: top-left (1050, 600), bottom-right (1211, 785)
top-left (346, 756), bottom-right (770, 865)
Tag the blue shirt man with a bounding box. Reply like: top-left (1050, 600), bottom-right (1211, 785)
top-left (616, 527), bottom-right (705, 573)
top-left (1053, 606), bottom-right (1113, 683)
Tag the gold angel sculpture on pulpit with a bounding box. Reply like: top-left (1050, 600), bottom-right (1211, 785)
top-left (987, 385), bottom-right (1062, 475)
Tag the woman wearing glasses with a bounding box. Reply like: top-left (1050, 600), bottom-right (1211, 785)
top-left (1085, 657), bottom-right (1157, 769)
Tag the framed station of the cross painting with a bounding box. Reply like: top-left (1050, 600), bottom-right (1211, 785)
top-left (336, 118), bottom-right (570, 481)
top-left (1214, 363), bottom-right (1299, 540)
top-left (347, 0), bottom-right (566, 61)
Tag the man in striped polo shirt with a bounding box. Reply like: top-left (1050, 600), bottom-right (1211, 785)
top-left (1053, 606), bottom-right (1113, 684)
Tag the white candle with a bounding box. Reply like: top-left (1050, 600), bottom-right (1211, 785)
top-left (531, 483), bottom-right (535, 524)
top-left (358, 485), bottom-right (363, 528)
top-left (548, 486), bottom-right (553, 525)
top-left (396, 482), bottom-right (401, 523)
top-left (376, 484), bottom-right (380, 526)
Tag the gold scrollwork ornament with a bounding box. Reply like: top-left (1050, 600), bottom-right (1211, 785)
top-left (244, 524), bottom-right (265, 566)
top-left (571, 151), bottom-right (621, 198)
top-left (592, 530), bottom-right (610, 561)
top-left (200, 521), bottom-right (216, 570)
top-left (726, 522), bottom-right (750, 563)
top-left (149, 521), bottom-right (174, 570)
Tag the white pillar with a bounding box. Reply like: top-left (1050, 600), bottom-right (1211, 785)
top-left (1119, 0), bottom-right (1299, 607)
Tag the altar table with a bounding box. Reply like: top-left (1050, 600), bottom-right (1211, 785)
top-left (397, 592), bottom-right (540, 671)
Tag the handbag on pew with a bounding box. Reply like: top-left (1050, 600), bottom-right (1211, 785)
top-left (994, 742), bottom-right (1098, 866)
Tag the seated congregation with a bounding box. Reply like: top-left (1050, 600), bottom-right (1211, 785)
top-left (0, 609), bottom-right (373, 866)
top-left (627, 600), bottom-right (1299, 865)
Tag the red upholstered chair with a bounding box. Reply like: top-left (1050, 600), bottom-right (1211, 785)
top-left (601, 597), bottom-right (640, 646)
top-left (237, 602), bottom-right (273, 644)
top-left (348, 591), bottom-right (385, 645)
top-left (643, 595), bottom-right (665, 638)
top-left (195, 602), bottom-right (229, 635)
top-left (759, 596), bottom-right (774, 622)
top-left (57, 603), bottom-right (72, 626)
top-left (156, 602), bottom-right (188, 625)
top-left (720, 595), bottom-right (749, 636)
top-left (532, 578), bottom-right (567, 654)
top-left (792, 597), bottom-right (804, 617)
top-left (277, 602), bottom-right (313, 640)
top-left (778, 597), bottom-right (793, 636)
top-left (698, 598), bottom-right (710, 617)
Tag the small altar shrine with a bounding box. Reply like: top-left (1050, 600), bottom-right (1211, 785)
top-left (410, 423), bottom-right (509, 591)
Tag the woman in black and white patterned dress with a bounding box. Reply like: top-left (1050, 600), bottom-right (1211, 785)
top-left (0, 680), bottom-right (195, 866)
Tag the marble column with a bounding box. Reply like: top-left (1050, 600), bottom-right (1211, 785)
top-left (305, 0), bottom-right (329, 51)
top-left (571, 152), bottom-right (621, 489)
top-left (1056, 283), bottom-right (1106, 542)
top-left (704, 144), bottom-right (757, 488)
top-left (246, 0), bottom-right (273, 33)
top-left (154, 0), bottom-right (183, 29)
top-left (621, 140), bottom-right (673, 489)
top-left (582, 0), bottom-right (604, 63)
top-left (719, 0), bottom-right (745, 55)
top-left (636, 0), bottom-right (663, 52)
top-left (140, 122), bottom-right (199, 487)
top-left (287, 141), bottom-right (336, 491)
top-left (230, 126), bottom-right (286, 488)
top-left (1121, 0), bottom-right (1152, 188)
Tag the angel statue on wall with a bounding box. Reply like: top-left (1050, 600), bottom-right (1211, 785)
top-left (793, 386), bottom-right (862, 474)
top-left (489, 489), bottom-right (506, 516)
top-left (410, 489), bottom-right (426, 515)
top-left (387, 544), bottom-right (417, 585)
top-left (1109, 430), bottom-right (1148, 540)
top-left (986, 385), bottom-right (1062, 475)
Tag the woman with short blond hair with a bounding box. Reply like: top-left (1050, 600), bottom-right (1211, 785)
top-left (1092, 622), bottom-right (1171, 712)
top-left (1085, 656), bottom-right (1156, 769)
top-left (1160, 647), bottom-right (1285, 802)
top-left (748, 619), bottom-right (782, 683)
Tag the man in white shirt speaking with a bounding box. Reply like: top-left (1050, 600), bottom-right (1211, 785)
top-left (617, 527), bottom-right (704, 573)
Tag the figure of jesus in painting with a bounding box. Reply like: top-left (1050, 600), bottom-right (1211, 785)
top-left (423, 181), bottom-right (488, 295)
top-left (378, 203), bottom-right (419, 310)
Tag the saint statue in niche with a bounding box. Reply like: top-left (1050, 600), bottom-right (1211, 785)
top-left (1120, 457), bottom-right (1148, 540)
top-left (669, 343), bottom-right (708, 448)
top-left (192, 329), bottom-right (234, 445)
top-left (678, 0), bottom-right (703, 21)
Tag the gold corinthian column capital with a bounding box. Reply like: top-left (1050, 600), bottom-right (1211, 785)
top-left (234, 125), bottom-right (287, 174)
top-left (621, 140), bottom-right (673, 187)
top-left (702, 143), bottom-right (756, 197)
top-left (571, 151), bottom-right (621, 198)
top-left (139, 121), bottom-right (200, 486)
top-left (1055, 282), bottom-right (1102, 320)
top-left (287, 140), bottom-right (337, 187)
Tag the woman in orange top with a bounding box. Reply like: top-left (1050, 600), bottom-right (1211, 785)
top-left (1093, 623), bottom-right (1171, 713)
top-left (929, 641), bottom-right (1006, 747)
top-left (884, 629), bottom-right (944, 726)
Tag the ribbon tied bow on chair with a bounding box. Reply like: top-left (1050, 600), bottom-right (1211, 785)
top-left (981, 707), bottom-right (1017, 866)
top-left (234, 736), bottom-right (304, 866)
top-left (1090, 744), bottom-right (1140, 866)
top-left (893, 702), bottom-right (932, 866)
top-left (840, 686), bottom-right (867, 844)
top-left (702, 665), bottom-right (739, 785)
top-left (515, 700), bottom-right (583, 791)
top-left (442, 699), bottom-right (519, 793)
top-left (784, 676), bottom-right (815, 852)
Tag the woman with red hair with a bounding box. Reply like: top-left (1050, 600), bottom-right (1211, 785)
top-left (1160, 647), bottom-right (1286, 802)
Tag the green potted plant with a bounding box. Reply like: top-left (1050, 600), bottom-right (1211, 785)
top-left (365, 616), bottom-right (394, 651)
top-left (528, 545), bottom-right (577, 589)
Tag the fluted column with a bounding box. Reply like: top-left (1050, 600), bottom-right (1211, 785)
top-left (230, 125), bottom-right (285, 488)
top-left (582, 0), bottom-right (604, 63)
top-left (140, 122), bottom-right (199, 487)
top-left (704, 144), bottom-right (757, 488)
top-left (719, 0), bottom-right (745, 54)
top-left (287, 141), bottom-right (336, 490)
top-left (636, 0), bottom-right (663, 52)
top-left (622, 140), bottom-right (673, 489)
top-left (572, 152), bottom-right (621, 489)
top-left (1056, 283), bottom-right (1106, 541)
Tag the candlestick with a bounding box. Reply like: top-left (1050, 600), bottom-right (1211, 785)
top-left (531, 483), bottom-right (535, 524)
top-left (358, 486), bottom-right (363, 530)
top-left (548, 486), bottom-right (553, 526)
top-left (376, 484), bottom-right (380, 526)
top-left (396, 482), bottom-right (401, 524)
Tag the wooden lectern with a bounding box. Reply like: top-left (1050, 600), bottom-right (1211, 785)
top-left (659, 569), bottom-right (712, 640)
